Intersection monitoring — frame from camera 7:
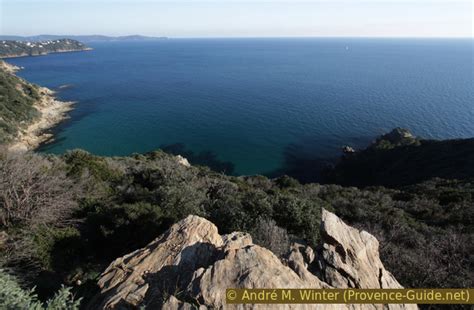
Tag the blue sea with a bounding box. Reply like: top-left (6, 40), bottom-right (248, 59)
top-left (8, 38), bottom-right (474, 177)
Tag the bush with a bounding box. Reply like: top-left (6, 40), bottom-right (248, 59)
top-left (33, 227), bottom-right (83, 272)
top-left (251, 218), bottom-right (290, 257)
top-left (63, 150), bottom-right (121, 182)
top-left (275, 175), bottom-right (300, 189)
top-left (273, 193), bottom-right (323, 247)
top-left (82, 202), bottom-right (166, 259)
top-left (0, 269), bottom-right (80, 310)
top-left (0, 152), bottom-right (78, 229)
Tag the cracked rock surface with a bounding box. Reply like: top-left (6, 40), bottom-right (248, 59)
top-left (91, 210), bottom-right (417, 310)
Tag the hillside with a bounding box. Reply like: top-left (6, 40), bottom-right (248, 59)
top-left (0, 61), bottom-right (73, 148)
top-left (0, 61), bottom-right (40, 143)
top-left (325, 128), bottom-right (474, 187)
top-left (0, 148), bottom-right (472, 308)
top-left (0, 39), bottom-right (91, 58)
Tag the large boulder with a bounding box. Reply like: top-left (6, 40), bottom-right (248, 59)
top-left (316, 209), bottom-right (403, 290)
top-left (91, 210), bottom-right (417, 310)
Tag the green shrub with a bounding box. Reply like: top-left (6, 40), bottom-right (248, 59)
top-left (63, 150), bottom-right (121, 182)
top-left (83, 202), bottom-right (166, 259)
top-left (33, 227), bottom-right (83, 271)
top-left (0, 64), bottom-right (40, 143)
top-left (0, 269), bottom-right (81, 310)
top-left (275, 175), bottom-right (300, 189)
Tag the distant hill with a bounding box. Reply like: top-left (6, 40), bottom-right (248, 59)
top-left (0, 38), bottom-right (91, 58)
top-left (0, 35), bottom-right (168, 43)
top-left (325, 128), bottom-right (474, 187)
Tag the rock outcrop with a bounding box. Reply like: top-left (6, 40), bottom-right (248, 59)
top-left (92, 210), bottom-right (417, 310)
top-left (326, 128), bottom-right (474, 187)
top-left (373, 128), bottom-right (419, 148)
top-left (175, 155), bottom-right (191, 167)
top-left (317, 209), bottom-right (403, 290)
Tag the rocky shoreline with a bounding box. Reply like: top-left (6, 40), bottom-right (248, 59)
top-left (0, 61), bottom-right (74, 152)
top-left (8, 86), bottom-right (74, 153)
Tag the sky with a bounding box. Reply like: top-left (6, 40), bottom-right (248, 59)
top-left (0, 0), bottom-right (472, 38)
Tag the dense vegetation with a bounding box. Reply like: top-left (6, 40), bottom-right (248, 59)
top-left (0, 39), bottom-right (89, 58)
top-left (0, 146), bottom-right (472, 308)
top-left (0, 61), bottom-right (40, 143)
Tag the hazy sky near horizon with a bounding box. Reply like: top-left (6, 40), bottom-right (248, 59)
top-left (1, 0), bottom-right (472, 38)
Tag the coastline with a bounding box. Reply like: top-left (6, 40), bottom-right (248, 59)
top-left (1, 61), bottom-right (74, 153)
top-left (0, 47), bottom-right (93, 59)
top-left (8, 86), bottom-right (74, 153)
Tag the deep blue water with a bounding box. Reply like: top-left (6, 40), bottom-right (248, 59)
top-left (8, 38), bottom-right (474, 177)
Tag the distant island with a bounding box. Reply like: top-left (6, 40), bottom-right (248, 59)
top-left (0, 38), bottom-right (91, 58)
top-left (0, 34), bottom-right (168, 43)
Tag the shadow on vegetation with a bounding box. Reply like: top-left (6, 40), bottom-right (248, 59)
top-left (160, 143), bottom-right (235, 175)
top-left (266, 133), bottom-right (377, 184)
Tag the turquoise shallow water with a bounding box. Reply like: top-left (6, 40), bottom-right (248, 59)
top-left (8, 38), bottom-right (474, 177)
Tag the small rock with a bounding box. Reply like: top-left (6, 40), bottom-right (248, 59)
top-left (176, 155), bottom-right (191, 167)
top-left (342, 146), bottom-right (355, 154)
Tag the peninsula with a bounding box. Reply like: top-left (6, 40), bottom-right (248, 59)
top-left (0, 39), bottom-right (90, 150)
top-left (0, 38), bottom-right (91, 58)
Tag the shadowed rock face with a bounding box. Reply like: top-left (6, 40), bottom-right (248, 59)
top-left (92, 211), bottom-right (417, 310)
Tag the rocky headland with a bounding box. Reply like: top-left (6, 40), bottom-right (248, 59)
top-left (7, 86), bottom-right (74, 152)
top-left (325, 128), bottom-right (474, 187)
top-left (0, 60), bottom-right (74, 152)
top-left (0, 39), bottom-right (91, 58)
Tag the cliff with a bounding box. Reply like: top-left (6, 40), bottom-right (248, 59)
top-left (0, 39), bottom-right (91, 58)
top-left (92, 209), bottom-right (416, 309)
